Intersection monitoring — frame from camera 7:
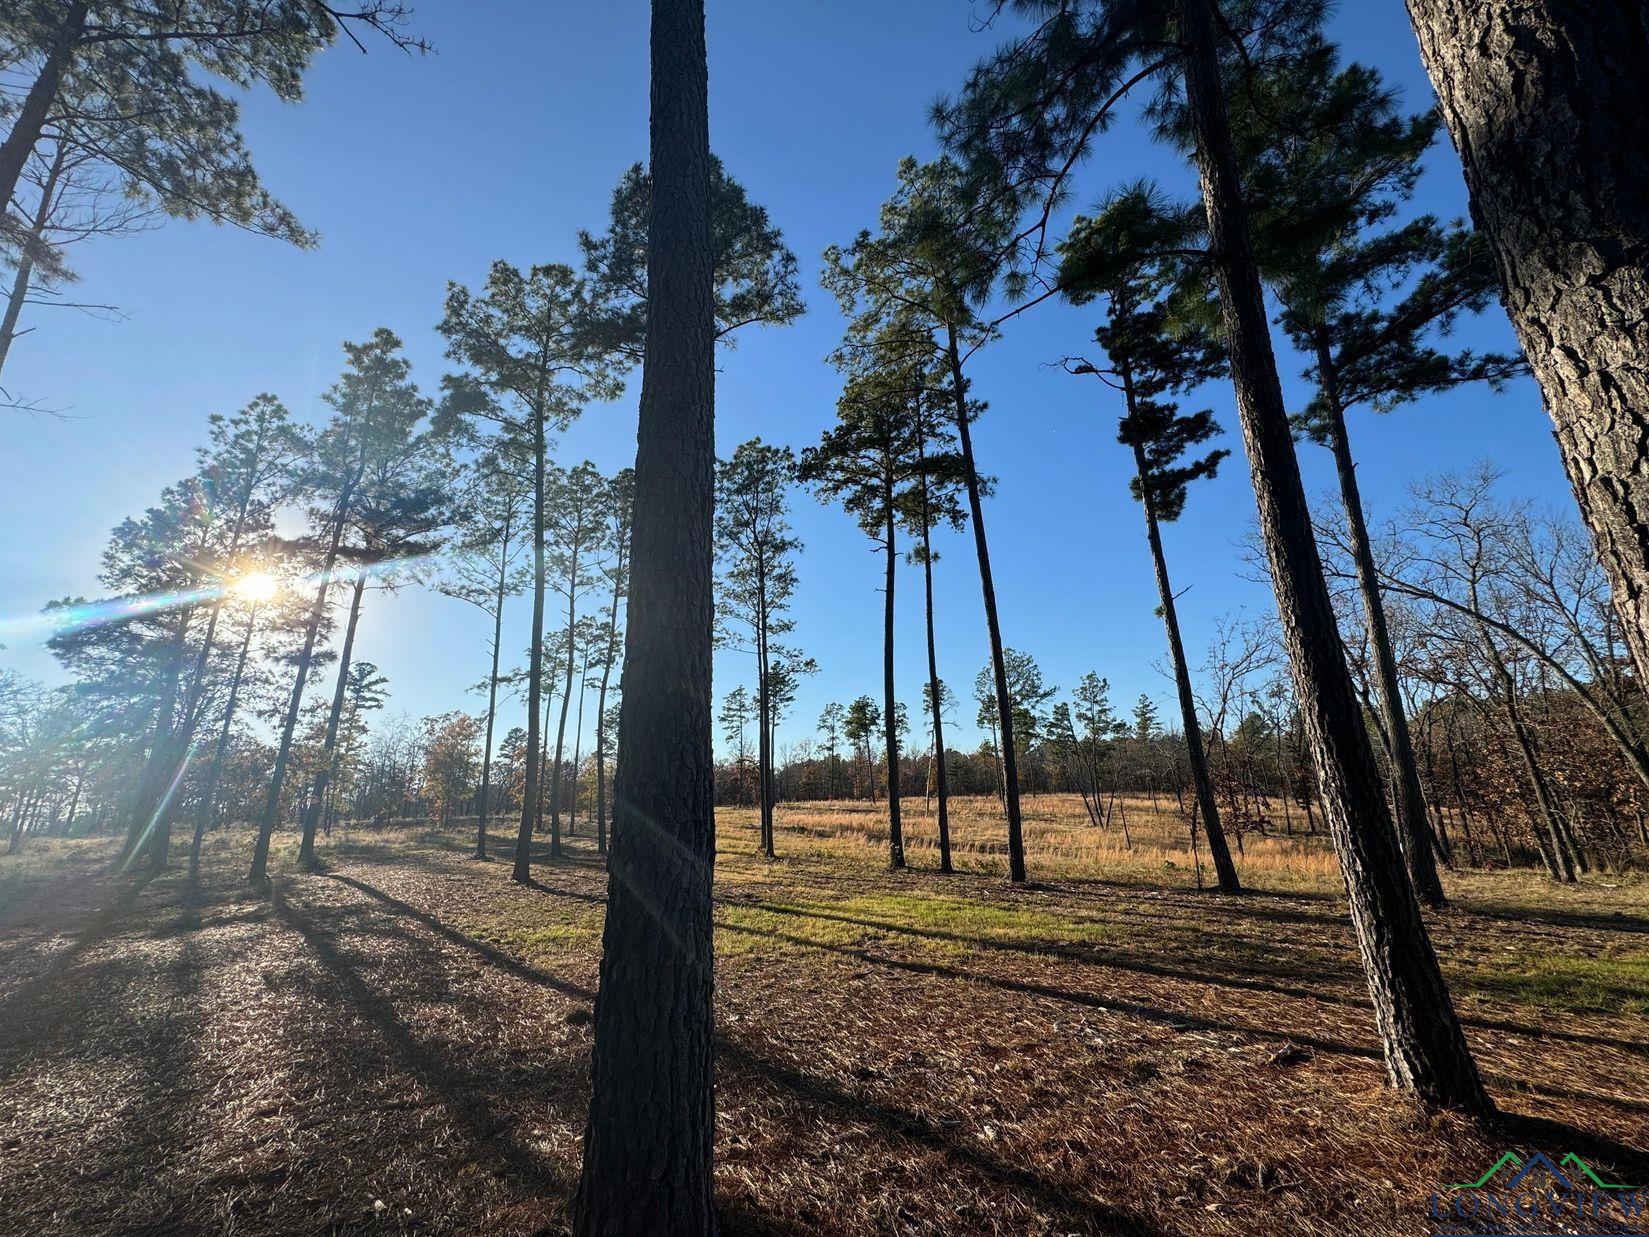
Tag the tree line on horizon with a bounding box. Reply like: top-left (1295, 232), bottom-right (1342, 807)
top-left (4, 0), bottom-right (1649, 1228)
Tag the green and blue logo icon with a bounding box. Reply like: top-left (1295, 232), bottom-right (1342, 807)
top-left (1430, 1151), bottom-right (1645, 1235)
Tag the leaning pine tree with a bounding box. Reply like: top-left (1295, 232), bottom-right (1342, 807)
top-left (939, 0), bottom-right (1490, 1115)
top-left (1058, 183), bottom-right (1241, 894)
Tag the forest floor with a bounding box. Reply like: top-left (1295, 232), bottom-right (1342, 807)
top-left (0, 796), bottom-right (1646, 1236)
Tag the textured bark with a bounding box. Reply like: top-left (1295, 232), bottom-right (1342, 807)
top-left (883, 498), bottom-right (905, 869)
top-left (514, 414), bottom-right (548, 883)
top-left (1315, 340), bottom-right (1446, 907)
top-left (299, 574), bottom-right (366, 869)
top-left (571, 0), bottom-right (717, 1229)
top-left (0, 2), bottom-right (85, 220)
top-left (1179, 0), bottom-right (1490, 1116)
top-left (1128, 437), bottom-right (1239, 893)
top-left (944, 325), bottom-right (1027, 883)
top-left (1405, 0), bottom-right (1649, 688)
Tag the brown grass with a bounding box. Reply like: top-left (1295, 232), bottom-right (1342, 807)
top-left (0, 804), bottom-right (1643, 1235)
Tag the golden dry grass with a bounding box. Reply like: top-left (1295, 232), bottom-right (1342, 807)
top-left (0, 807), bottom-right (1643, 1235)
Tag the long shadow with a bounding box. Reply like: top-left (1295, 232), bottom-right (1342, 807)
top-left (1486, 1111), bottom-right (1649, 1183)
top-left (717, 915), bottom-right (1383, 1062)
top-left (1458, 903), bottom-right (1649, 936)
top-left (0, 869), bottom-right (159, 1033)
top-left (268, 879), bottom-right (578, 1200)
top-left (741, 901), bottom-right (1649, 1056)
top-left (715, 1037), bottom-right (1167, 1237)
top-left (324, 872), bottom-right (595, 1002)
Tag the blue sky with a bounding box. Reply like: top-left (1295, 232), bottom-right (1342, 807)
top-left (0, 0), bottom-right (1566, 757)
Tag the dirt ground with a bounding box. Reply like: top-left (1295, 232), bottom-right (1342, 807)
top-left (1, 803), bottom-right (1646, 1235)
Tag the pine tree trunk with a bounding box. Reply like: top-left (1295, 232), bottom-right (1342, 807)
top-left (944, 325), bottom-right (1026, 882)
top-left (0, 136), bottom-right (66, 383)
top-left (249, 495), bottom-right (351, 883)
top-left (1404, 0), bottom-right (1649, 690)
top-left (477, 559), bottom-right (507, 860)
top-left (1130, 438), bottom-right (1239, 893)
top-left (1178, 0), bottom-right (1490, 1116)
top-left (883, 498), bottom-right (905, 869)
top-left (918, 455), bottom-right (952, 874)
top-left (571, 0), bottom-right (717, 1227)
top-left (191, 606), bottom-right (257, 869)
top-left (570, 649), bottom-right (591, 835)
top-left (1315, 341), bottom-right (1446, 906)
top-left (515, 413), bottom-right (548, 883)
top-left (299, 575), bottom-right (366, 869)
top-left (550, 556), bottom-right (580, 857)
top-left (0, 2), bottom-right (84, 223)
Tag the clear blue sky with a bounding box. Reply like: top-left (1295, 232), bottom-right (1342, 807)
top-left (0, 1), bottom-right (1566, 757)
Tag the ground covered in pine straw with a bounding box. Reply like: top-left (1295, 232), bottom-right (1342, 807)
top-left (1, 798), bottom-right (1646, 1236)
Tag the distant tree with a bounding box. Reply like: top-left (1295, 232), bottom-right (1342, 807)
top-left (1058, 181), bottom-right (1240, 892)
top-left (974, 649), bottom-right (1054, 804)
top-left (817, 701), bottom-right (846, 799)
top-left (801, 344), bottom-right (925, 869)
top-left (591, 468), bottom-right (632, 855)
top-left (715, 439), bottom-right (801, 858)
top-left (436, 447), bottom-right (531, 859)
top-left (824, 154), bottom-right (1029, 880)
top-left (249, 329), bottom-right (427, 884)
top-left (719, 685), bottom-right (755, 807)
top-left (421, 711), bottom-right (480, 828)
top-left (843, 695), bottom-right (882, 804)
top-left (437, 260), bottom-right (624, 884)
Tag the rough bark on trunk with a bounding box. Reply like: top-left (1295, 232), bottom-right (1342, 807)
top-left (1315, 339), bottom-right (1446, 906)
top-left (571, 0), bottom-right (717, 1228)
top-left (299, 574), bottom-right (366, 869)
top-left (1404, 0), bottom-right (1649, 690)
top-left (1129, 437), bottom-right (1239, 893)
top-left (945, 325), bottom-right (1026, 882)
top-left (1179, 0), bottom-right (1490, 1116)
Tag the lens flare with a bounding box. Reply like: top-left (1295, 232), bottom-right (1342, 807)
top-left (232, 571), bottom-right (278, 603)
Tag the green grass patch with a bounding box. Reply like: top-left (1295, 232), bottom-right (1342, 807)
top-left (1461, 950), bottom-right (1649, 1017)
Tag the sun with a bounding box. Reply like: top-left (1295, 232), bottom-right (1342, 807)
top-left (231, 571), bottom-right (278, 603)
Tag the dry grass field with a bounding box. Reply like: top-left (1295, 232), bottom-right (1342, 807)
top-left (0, 795), bottom-right (1644, 1235)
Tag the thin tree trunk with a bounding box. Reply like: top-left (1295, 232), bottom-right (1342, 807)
top-left (476, 551), bottom-right (508, 860)
top-left (550, 538), bottom-right (583, 855)
top-left (945, 324), bottom-right (1026, 882)
top-left (883, 497), bottom-right (904, 869)
top-left (191, 606), bottom-right (257, 869)
top-left (570, 646), bottom-right (592, 836)
top-left (1179, 0), bottom-right (1489, 1116)
top-left (1316, 338), bottom-right (1445, 905)
top-left (573, 0), bottom-right (717, 1225)
top-left (595, 531), bottom-right (625, 858)
top-left (1129, 420), bottom-right (1238, 892)
top-left (1405, 0), bottom-right (1649, 690)
top-left (0, 136), bottom-right (66, 382)
top-left (917, 442), bottom-right (952, 874)
top-left (299, 575), bottom-right (366, 869)
top-left (515, 410), bottom-right (548, 883)
top-left (249, 491), bottom-right (352, 883)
